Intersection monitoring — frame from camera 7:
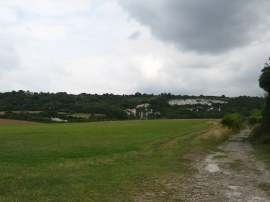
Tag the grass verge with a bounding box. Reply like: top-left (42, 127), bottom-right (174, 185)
top-left (228, 160), bottom-right (242, 170)
top-left (249, 125), bottom-right (270, 170)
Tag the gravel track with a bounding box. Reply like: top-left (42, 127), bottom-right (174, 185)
top-left (135, 129), bottom-right (270, 201)
top-left (177, 129), bottom-right (270, 201)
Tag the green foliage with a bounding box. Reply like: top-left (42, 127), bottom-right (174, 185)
top-left (228, 160), bottom-right (242, 170)
top-left (0, 91), bottom-right (264, 121)
top-left (223, 96), bottom-right (263, 116)
top-left (250, 125), bottom-right (270, 144)
top-left (1, 111), bottom-right (53, 123)
top-left (105, 106), bottom-right (129, 120)
top-left (258, 58), bottom-right (270, 131)
top-left (248, 109), bottom-right (262, 124)
top-left (221, 113), bottom-right (244, 130)
top-left (0, 111), bottom-right (109, 123)
top-left (262, 96), bottom-right (270, 130)
top-left (250, 58), bottom-right (270, 145)
top-left (259, 58), bottom-right (270, 93)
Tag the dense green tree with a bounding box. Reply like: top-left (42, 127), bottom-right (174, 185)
top-left (259, 58), bottom-right (270, 93)
top-left (259, 58), bottom-right (270, 130)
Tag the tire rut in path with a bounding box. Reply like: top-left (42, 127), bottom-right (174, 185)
top-left (178, 129), bottom-right (270, 201)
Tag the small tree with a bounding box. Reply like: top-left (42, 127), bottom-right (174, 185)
top-left (259, 58), bottom-right (270, 130)
top-left (259, 58), bottom-right (270, 93)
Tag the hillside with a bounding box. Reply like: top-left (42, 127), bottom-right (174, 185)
top-left (0, 91), bottom-right (263, 122)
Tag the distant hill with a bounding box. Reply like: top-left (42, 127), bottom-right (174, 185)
top-left (0, 90), bottom-right (264, 122)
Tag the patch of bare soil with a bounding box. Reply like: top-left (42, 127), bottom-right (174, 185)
top-left (177, 129), bottom-right (270, 201)
top-left (0, 119), bottom-right (39, 126)
top-left (135, 129), bottom-right (270, 202)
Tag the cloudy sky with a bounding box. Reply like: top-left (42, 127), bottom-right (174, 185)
top-left (0, 0), bottom-right (269, 96)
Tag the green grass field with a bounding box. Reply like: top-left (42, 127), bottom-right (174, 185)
top-left (0, 119), bottom-right (227, 201)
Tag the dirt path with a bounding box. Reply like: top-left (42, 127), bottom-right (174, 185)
top-left (0, 118), bottom-right (39, 126)
top-left (177, 129), bottom-right (270, 201)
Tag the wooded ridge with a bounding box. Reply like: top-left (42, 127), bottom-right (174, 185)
top-left (0, 90), bottom-right (263, 122)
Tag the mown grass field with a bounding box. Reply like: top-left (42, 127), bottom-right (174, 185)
top-left (0, 119), bottom-right (229, 201)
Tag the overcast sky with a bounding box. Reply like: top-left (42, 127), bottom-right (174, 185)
top-left (0, 0), bottom-right (269, 96)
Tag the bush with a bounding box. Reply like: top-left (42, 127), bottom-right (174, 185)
top-left (250, 125), bottom-right (270, 144)
top-left (248, 109), bottom-right (262, 124)
top-left (221, 113), bottom-right (244, 130)
top-left (262, 96), bottom-right (270, 130)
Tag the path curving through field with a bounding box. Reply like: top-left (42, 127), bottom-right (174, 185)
top-left (179, 129), bottom-right (270, 201)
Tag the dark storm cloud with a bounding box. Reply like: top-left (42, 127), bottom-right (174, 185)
top-left (119, 0), bottom-right (270, 54)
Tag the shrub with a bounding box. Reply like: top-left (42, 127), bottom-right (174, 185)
top-left (250, 125), bottom-right (270, 144)
top-left (248, 109), bottom-right (262, 124)
top-left (262, 96), bottom-right (270, 130)
top-left (221, 113), bottom-right (244, 130)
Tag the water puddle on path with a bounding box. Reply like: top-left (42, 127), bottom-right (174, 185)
top-left (205, 154), bottom-right (220, 173)
top-left (206, 163), bottom-right (220, 173)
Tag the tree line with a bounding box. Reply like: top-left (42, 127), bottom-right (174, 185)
top-left (0, 91), bottom-right (263, 122)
